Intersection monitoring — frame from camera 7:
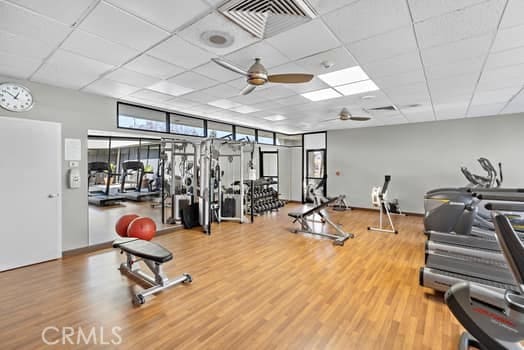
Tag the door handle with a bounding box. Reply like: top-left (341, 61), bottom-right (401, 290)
top-left (48, 193), bottom-right (60, 198)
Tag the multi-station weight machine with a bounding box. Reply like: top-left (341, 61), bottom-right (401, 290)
top-left (158, 137), bottom-right (258, 235)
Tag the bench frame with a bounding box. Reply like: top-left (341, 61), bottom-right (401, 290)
top-left (115, 239), bottom-right (192, 305)
top-left (289, 196), bottom-right (355, 246)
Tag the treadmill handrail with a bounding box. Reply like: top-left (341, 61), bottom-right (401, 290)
top-left (485, 202), bottom-right (524, 212)
top-left (475, 193), bottom-right (524, 202)
top-left (493, 214), bottom-right (524, 293)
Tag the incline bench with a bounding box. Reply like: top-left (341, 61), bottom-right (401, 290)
top-left (113, 238), bottom-right (192, 305)
top-left (288, 196), bottom-right (355, 246)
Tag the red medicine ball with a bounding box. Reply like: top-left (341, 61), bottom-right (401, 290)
top-left (127, 217), bottom-right (157, 241)
top-left (115, 214), bottom-right (139, 237)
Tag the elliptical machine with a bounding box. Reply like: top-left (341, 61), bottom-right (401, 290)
top-left (424, 158), bottom-right (503, 235)
top-left (445, 213), bottom-right (524, 350)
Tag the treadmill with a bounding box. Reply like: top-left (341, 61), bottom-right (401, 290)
top-left (119, 160), bottom-right (159, 201)
top-left (88, 162), bottom-right (125, 206)
top-left (421, 198), bottom-right (524, 294)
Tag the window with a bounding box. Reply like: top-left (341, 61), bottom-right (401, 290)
top-left (170, 114), bottom-right (205, 137)
top-left (257, 130), bottom-right (274, 145)
top-left (235, 126), bottom-right (255, 141)
top-left (118, 104), bottom-right (167, 132)
top-left (276, 133), bottom-right (302, 146)
top-left (207, 121), bottom-right (233, 139)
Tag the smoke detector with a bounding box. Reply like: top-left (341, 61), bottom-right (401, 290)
top-left (201, 31), bottom-right (235, 48)
top-left (219, 0), bottom-right (317, 39)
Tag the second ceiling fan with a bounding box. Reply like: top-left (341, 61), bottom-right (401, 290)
top-left (321, 108), bottom-right (372, 122)
top-left (212, 57), bottom-right (314, 95)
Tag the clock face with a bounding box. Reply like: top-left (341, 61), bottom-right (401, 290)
top-left (0, 83), bottom-right (34, 112)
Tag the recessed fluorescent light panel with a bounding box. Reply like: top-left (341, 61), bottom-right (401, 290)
top-left (149, 81), bottom-right (194, 96)
top-left (318, 66), bottom-right (370, 86)
top-left (230, 105), bottom-right (260, 114)
top-left (301, 88), bottom-right (342, 101)
top-left (207, 99), bottom-right (242, 109)
top-left (264, 115), bottom-right (287, 121)
top-left (335, 80), bottom-right (379, 96)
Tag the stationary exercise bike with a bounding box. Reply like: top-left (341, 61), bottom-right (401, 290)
top-left (367, 175), bottom-right (403, 234)
top-left (445, 214), bottom-right (524, 349)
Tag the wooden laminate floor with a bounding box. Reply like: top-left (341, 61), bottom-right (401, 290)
top-left (0, 205), bottom-right (463, 349)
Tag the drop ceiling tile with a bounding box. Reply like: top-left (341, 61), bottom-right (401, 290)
top-left (373, 68), bottom-right (426, 89)
top-left (0, 30), bottom-right (56, 59)
top-left (148, 35), bottom-right (215, 69)
top-left (425, 57), bottom-right (484, 80)
top-left (199, 84), bottom-right (238, 98)
top-left (414, 0), bottom-right (505, 49)
top-left (61, 30), bottom-right (140, 66)
top-left (8, 0), bottom-right (94, 25)
top-left (32, 49), bottom-right (113, 89)
top-left (267, 19), bottom-right (340, 61)
top-left (229, 90), bottom-right (272, 105)
top-left (360, 51), bottom-right (422, 78)
top-left (272, 95), bottom-right (311, 106)
top-left (105, 68), bottom-right (159, 87)
top-left (471, 86), bottom-right (521, 105)
top-left (106, 0), bottom-right (210, 32)
top-left (485, 46), bottom-right (524, 70)
top-left (346, 26), bottom-right (417, 64)
top-left (431, 93), bottom-right (472, 106)
top-left (428, 73), bottom-right (478, 96)
top-left (178, 12), bottom-right (258, 56)
top-left (79, 2), bottom-right (169, 51)
top-left (420, 34), bottom-right (492, 66)
top-left (467, 102), bottom-right (505, 117)
top-left (149, 80), bottom-right (194, 96)
top-left (83, 78), bottom-right (141, 98)
top-left (167, 71), bottom-right (218, 90)
top-left (124, 55), bottom-right (185, 79)
top-left (499, 0), bottom-right (524, 29)
top-left (163, 98), bottom-right (199, 110)
top-left (308, 0), bottom-right (359, 15)
top-left (491, 24), bottom-right (524, 53)
top-left (127, 89), bottom-right (176, 102)
top-left (0, 52), bottom-right (41, 79)
top-left (0, 2), bottom-right (70, 45)
top-left (295, 47), bottom-right (357, 75)
top-left (182, 90), bottom-right (219, 104)
top-left (501, 89), bottom-right (524, 114)
top-left (256, 85), bottom-right (297, 100)
top-left (407, 0), bottom-right (487, 22)
top-left (324, 0), bottom-right (410, 44)
top-left (404, 110), bottom-right (436, 122)
top-left (434, 104), bottom-right (468, 120)
top-left (477, 64), bottom-right (524, 91)
top-left (225, 41), bottom-right (290, 70)
top-left (193, 61), bottom-right (240, 82)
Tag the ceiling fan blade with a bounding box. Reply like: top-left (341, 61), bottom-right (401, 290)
top-left (319, 118), bottom-right (339, 123)
top-left (267, 73), bottom-right (314, 84)
top-left (240, 84), bottom-right (256, 95)
top-left (349, 116), bottom-right (371, 121)
top-left (211, 58), bottom-right (248, 76)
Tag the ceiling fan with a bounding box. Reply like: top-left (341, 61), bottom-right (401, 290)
top-left (320, 108), bottom-right (372, 123)
top-left (211, 57), bottom-right (314, 95)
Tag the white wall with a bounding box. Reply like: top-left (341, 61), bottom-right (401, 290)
top-left (327, 114), bottom-right (524, 213)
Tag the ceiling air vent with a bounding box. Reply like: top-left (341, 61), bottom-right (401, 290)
top-left (218, 0), bottom-right (317, 39)
top-left (368, 105), bottom-right (397, 111)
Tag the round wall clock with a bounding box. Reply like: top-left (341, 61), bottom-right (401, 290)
top-left (0, 82), bottom-right (34, 112)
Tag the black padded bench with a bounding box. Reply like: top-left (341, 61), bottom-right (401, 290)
top-left (113, 238), bottom-right (192, 305)
top-left (288, 195), bottom-right (354, 246)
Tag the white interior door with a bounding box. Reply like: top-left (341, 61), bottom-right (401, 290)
top-left (0, 116), bottom-right (62, 271)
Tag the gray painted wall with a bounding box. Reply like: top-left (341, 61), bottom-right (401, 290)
top-left (327, 114), bottom-right (524, 214)
top-left (0, 76), bottom-right (167, 250)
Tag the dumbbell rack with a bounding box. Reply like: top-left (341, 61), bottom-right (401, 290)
top-left (245, 180), bottom-right (285, 216)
